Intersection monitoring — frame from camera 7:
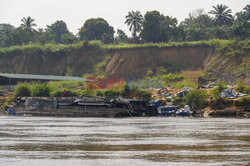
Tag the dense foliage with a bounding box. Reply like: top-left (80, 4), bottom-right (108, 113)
top-left (236, 80), bottom-right (250, 94)
top-left (185, 89), bottom-right (208, 109)
top-left (0, 3), bottom-right (249, 47)
top-left (31, 83), bottom-right (51, 97)
top-left (13, 83), bottom-right (31, 98)
top-left (79, 18), bottom-right (114, 44)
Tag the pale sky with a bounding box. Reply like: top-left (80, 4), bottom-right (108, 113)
top-left (0, 0), bottom-right (249, 36)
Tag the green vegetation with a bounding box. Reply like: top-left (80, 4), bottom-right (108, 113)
top-left (141, 10), bottom-right (181, 42)
top-left (210, 82), bottom-right (227, 99)
top-left (13, 81), bottom-right (85, 98)
top-left (0, 3), bottom-right (249, 90)
top-left (103, 40), bottom-right (212, 49)
top-left (0, 39), bottom-right (248, 56)
top-left (94, 55), bottom-right (112, 75)
top-left (0, 39), bottom-right (248, 82)
top-left (208, 4), bottom-right (233, 26)
top-left (31, 83), bottom-right (51, 97)
top-left (12, 80), bottom-right (152, 100)
top-left (215, 40), bottom-right (250, 57)
top-left (82, 86), bottom-right (152, 99)
top-left (1, 3), bottom-right (249, 47)
top-left (146, 73), bottom-right (196, 89)
top-left (20, 16), bottom-right (37, 31)
top-left (125, 11), bottom-right (143, 41)
top-left (236, 79), bottom-right (250, 94)
top-left (115, 29), bottom-right (129, 43)
top-left (49, 80), bottom-right (85, 90)
top-left (185, 89), bottom-right (208, 109)
top-left (79, 18), bottom-right (114, 44)
top-left (46, 20), bottom-right (76, 44)
top-left (13, 83), bottom-right (32, 98)
top-left (48, 80), bottom-right (86, 97)
top-left (146, 70), bottom-right (153, 77)
top-left (96, 89), bottom-right (123, 97)
top-left (150, 73), bottom-right (185, 82)
top-left (170, 80), bottom-right (197, 89)
top-left (172, 97), bottom-right (185, 106)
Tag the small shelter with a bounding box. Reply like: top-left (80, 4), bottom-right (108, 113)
top-left (0, 73), bottom-right (91, 90)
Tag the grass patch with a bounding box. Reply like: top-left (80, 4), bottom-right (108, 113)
top-left (1, 39), bottom-right (248, 58)
top-left (145, 73), bottom-right (196, 89)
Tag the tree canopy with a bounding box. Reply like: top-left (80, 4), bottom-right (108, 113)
top-left (79, 18), bottom-right (114, 43)
top-left (0, 3), bottom-right (249, 47)
top-left (141, 10), bottom-right (164, 42)
top-left (141, 11), bottom-right (180, 42)
top-left (115, 29), bottom-right (128, 43)
top-left (46, 20), bottom-right (71, 43)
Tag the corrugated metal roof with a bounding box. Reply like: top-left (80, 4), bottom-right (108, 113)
top-left (0, 73), bottom-right (90, 81)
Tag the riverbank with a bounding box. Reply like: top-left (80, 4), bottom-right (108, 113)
top-left (1, 96), bottom-right (249, 118)
top-left (2, 96), bottom-right (157, 117)
top-left (196, 106), bottom-right (250, 118)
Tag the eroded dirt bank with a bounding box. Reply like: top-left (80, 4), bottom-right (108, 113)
top-left (0, 46), bottom-right (213, 78)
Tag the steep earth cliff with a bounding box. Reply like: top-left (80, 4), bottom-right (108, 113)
top-left (0, 40), bottom-right (248, 80)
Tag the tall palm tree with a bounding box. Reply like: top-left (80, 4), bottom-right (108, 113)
top-left (125, 11), bottom-right (143, 40)
top-left (20, 16), bottom-right (37, 31)
top-left (209, 4), bottom-right (233, 26)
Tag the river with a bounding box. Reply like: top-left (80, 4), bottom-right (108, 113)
top-left (0, 117), bottom-right (249, 166)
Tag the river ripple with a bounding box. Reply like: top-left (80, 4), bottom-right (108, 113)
top-left (0, 116), bottom-right (249, 166)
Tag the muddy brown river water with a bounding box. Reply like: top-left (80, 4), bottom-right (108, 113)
top-left (0, 116), bottom-right (249, 166)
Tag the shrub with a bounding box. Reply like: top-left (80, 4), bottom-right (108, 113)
top-left (31, 83), bottom-right (51, 97)
top-left (173, 97), bottom-right (185, 106)
top-left (210, 82), bottom-right (227, 99)
top-left (146, 70), bottom-right (153, 77)
top-left (133, 89), bottom-right (152, 100)
top-left (185, 89), bottom-right (207, 109)
top-left (158, 73), bottom-right (185, 83)
top-left (144, 73), bottom-right (192, 89)
top-left (236, 80), bottom-right (250, 94)
top-left (13, 83), bottom-right (31, 99)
